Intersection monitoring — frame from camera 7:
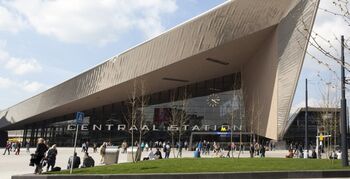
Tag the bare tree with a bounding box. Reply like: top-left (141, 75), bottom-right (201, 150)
top-left (123, 80), bottom-right (138, 163)
top-left (136, 80), bottom-right (149, 161)
top-left (177, 88), bottom-right (190, 158)
top-left (236, 89), bottom-right (245, 158)
top-left (317, 79), bottom-right (340, 159)
top-left (168, 87), bottom-right (190, 158)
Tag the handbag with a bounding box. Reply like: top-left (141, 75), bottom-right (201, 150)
top-left (29, 153), bottom-right (37, 166)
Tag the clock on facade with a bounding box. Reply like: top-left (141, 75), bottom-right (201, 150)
top-left (207, 93), bottom-right (221, 107)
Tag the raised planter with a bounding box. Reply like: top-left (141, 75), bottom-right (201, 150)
top-left (12, 170), bottom-right (350, 179)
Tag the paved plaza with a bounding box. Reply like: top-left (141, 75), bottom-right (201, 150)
top-left (0, 147), bottom-right (295, 179)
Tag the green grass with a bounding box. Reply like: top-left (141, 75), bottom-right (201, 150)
top-left (50, 158), bottom-right (350, 175)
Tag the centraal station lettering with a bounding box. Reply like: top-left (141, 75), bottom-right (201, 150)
top-left (67, 124), bottom-right (243, 132)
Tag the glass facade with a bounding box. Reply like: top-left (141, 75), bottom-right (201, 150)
top-left (23, 73), bottom-right (248, 147)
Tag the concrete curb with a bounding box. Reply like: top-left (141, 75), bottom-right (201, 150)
top-left (11, 170), bottom-right (350, 179)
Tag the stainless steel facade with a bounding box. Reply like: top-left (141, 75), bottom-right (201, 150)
top-left (0, 0), bottom-right (320, 144)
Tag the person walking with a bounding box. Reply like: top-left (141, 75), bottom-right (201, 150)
top-left (14, 142), bottom-right (21, 155)
top-left (93, 143), bottom-right (97, 153)
top-left (26, 142), bottom-right (30, 153)
top-left (12, 142), bottom-right (16, 152)
top-left (206, 141), bottom-right (211, 155)
top-left (34, 138), bottom-right (48, 174)
top-left (46, 144), bottom-right (58, 172)
top-left (249, 143), bottom-right (254, 158)
top-left (226, 142), bottom-right (232, 158)
top-left (177, 141), bottom-right (183, 158)
top-left (3, 141), bottom-right (11, 155)
top-left (260, 145), bottom-right (266, 158)
top-left (164, 142), bottom-right (171, 159)
top-left (99, 142), bottom-right (107, 164)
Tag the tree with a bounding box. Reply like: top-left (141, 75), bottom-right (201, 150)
top-left (123, 80), bottom-right (138, 163)
top-left (168, 87), bottom-right (190, 158)
top-left (136, 80), bottom-right (149, 161)
top-left (317, 79), bottom-right (340, 159)
top-left (123, 80), bottom-right (149, 163)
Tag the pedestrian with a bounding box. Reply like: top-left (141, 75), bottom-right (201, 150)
top-left (12, 142), bottom-right (16, 152)
top-left (121, 141), bottom-right (127, 153)
top-left (154, 148), bottom-right (162, 159)
top-left (67, 152), bottom-right (81, 169)
top-left (145, 142), bottom-right (149, 151)
top-left (260, 145), bottom-right (266, 158)
top-left (164, 142), bottom-right (171, 159)
top-left (46, 144), bottom-right (58, 172)
top-left (33, 138), bottom-right (48, 174)
top-left (81, 142), bottom-right (87, 153)
top-left (93, 143), bottom-right (97, 153)
top-left (149, 141), bottom-right (153, 151)
top-left (82, 152), bottom-right (95, 168)
top-left (254, 142), bottom-right (259, 156)
top-left (184, 141), bottom-right (188, 151)
top-left (240, 143), bottom-right (244, 154)
top-left (206, 141), bottom-right (210, 155)
top-left (3, 141), bottom-right (11, 155)
top-left (249, 143), bottom-right (254, 158)
top-left (197, 141), bottom-right (203, 153)
top-left (226, 142), bottom-right (232, 158)
top-left (26, 142), bottom-right (30, 153)
top-left (85, 141), bottom-right (89, 152)
top-left (141, 142), bottom-right (145, 151)
top-left (15, 142), bottom-right (21, 155)
top-left (99, 142), bottom-right (107, 164)
top-left (177, 141), bottom-right (183, 158)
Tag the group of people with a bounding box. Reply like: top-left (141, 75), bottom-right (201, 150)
top-left (249, 143), bottom-right (266, 158)
top-left (28, 138), bottom-right (97, 174)
top-left (29, 138), bottom-right (57, 174)
top-left (2, 141), bottom-right (23, 155)
top-left (11, 138), bottom-right (281, 174)
top-left (67, 151), bottom-right (95, 169)
top-left (193, 141), bottom-right (264, 158)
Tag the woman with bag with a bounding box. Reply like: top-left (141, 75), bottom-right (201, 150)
top-left (34, 138), bottom-right (48, 174)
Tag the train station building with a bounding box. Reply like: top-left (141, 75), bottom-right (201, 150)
top-left (0, 0), bottom-right (320, 147)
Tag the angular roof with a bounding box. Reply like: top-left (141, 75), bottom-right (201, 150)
top-left (0, 0), bottom-right (320, 140)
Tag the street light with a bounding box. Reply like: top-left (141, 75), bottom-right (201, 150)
top-left (340, 35), bottom-right (349, 166)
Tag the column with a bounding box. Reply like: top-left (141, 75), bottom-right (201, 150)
top-left (0, 130), bottom-right (8, 147)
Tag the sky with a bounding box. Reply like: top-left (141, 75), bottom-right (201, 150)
top-left (0, 0), bottom-right (348, 116)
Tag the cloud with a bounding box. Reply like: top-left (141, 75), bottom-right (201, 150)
top-left (0, 76), bottom-right (15, 89)
top-left (21, 81), bottom-right (47, 93)
top-left (2, 0), bottom-right (177, 45)
top-left (0, 76), bottom-right (47, 93)
top-left (4, 57), bottom-right (42, 75)
top-left (0, 5), bottom-right (25, 33)
top-left (290, 98), bottom-right (322, 116)
top-left (0, 46), bottom-right (42, 75)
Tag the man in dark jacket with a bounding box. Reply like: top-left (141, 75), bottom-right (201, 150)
top-left (67, 152), bottom-right (81, 169)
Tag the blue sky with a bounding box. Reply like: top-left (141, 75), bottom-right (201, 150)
top-left (0, 0), bottom-right (348, 115)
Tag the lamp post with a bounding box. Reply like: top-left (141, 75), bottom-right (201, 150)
top-left (305, 78), bottom-right (308, 158)
top-left (340, 35), bottom-right (348, 166)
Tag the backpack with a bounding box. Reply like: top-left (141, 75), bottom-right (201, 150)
top-left (51, 167), bottom-right (61, 171)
